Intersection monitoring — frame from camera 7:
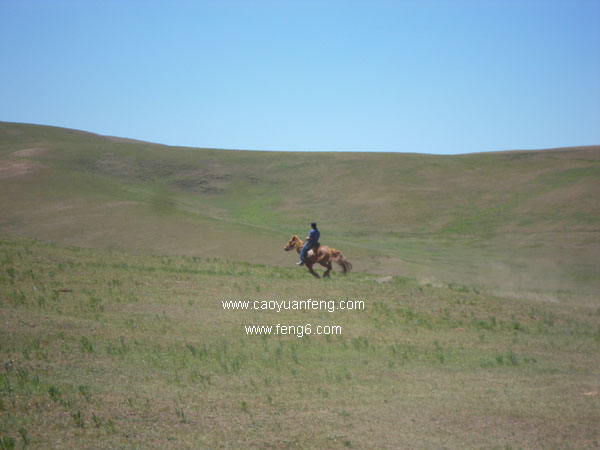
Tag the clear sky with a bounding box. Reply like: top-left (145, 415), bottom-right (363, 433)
top-left (1, 0), bottom-right (599, 154)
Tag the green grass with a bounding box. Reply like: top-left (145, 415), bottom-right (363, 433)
top-left (1, 122), bottom-right (599, 447)
top-left (0, 237), bottom-right (599, 448)
top-left (1, 122), bottom-right (599, 300)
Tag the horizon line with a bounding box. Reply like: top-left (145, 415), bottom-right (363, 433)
top-left (2, 120), bottom-right (598, 156)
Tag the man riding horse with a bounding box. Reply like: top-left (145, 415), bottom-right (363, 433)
top-left (297, 222), bottom-right (320, 266)
top-left (284, 223), bottom-right (352, 278)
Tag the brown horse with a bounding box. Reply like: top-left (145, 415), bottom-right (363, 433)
top-left (284, 235), bottom-right (352, 278)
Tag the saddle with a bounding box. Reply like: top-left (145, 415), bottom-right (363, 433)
top-left (307, 242), bottom-right (320, 258)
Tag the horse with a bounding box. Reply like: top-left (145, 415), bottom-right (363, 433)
top-left (284, 235), bottom-right (352, 278)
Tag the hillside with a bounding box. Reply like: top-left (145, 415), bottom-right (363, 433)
top-left (1, 122), bottom-right (599, 299)
top-left (1, 122), bottom-right (599, 448)
top-left (0, 237), bottom-right (599, 448)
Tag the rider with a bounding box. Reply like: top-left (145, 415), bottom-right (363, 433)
top-left (297, 222), bottom-right (320, 266)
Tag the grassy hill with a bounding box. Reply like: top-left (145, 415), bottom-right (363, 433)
top-left (1, 121), bottom-right (598, 299)
top-left (0, 237), bottom-right (598, 448)
top-left (0, 122), bottom-right (599, 448)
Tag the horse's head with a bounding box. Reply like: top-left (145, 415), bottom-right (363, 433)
top-left (284, 235), bottom-right (301, 251)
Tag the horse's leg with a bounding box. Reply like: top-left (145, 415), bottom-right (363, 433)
top-left (320, 260), bottom-right (332, 278)
top-left (306, 263), bottom-right (320, 278)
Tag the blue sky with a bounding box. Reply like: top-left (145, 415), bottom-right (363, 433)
top-left (1, 0), bottom-right (599, 154)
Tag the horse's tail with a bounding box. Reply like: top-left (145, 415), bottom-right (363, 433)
top-left (332, 249), bottom-right (352, 275)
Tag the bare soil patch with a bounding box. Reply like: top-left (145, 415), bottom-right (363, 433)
top-left (0, 159), bottom-right (42, 178)
top-left (11, 147), bottom-right (47, 158)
